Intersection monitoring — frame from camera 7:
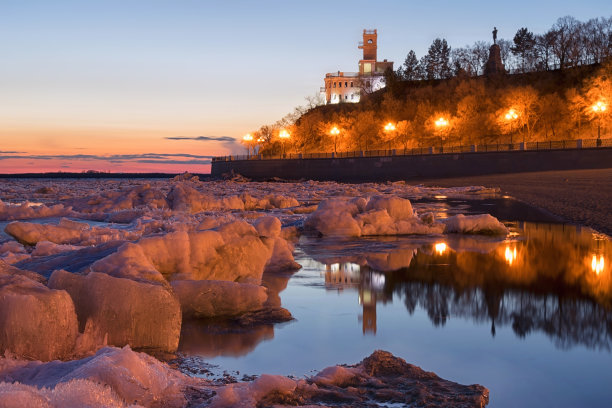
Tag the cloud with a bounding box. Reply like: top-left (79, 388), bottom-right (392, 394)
top-left (0, 152), bottom-right (214, 166)
top-left (165, 136), bottom-right (236, 142)
top-left (0, 150), bottom-right (24, 154)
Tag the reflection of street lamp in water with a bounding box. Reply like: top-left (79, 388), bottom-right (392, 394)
top-left (592, 101), bottom-right (607, 146)
top-left (279, 129), bottom-right (290, 157)
top-left (505, 246), bottom-right (517, 266)
top-left (435, 242), bottom-right (447, 256)
top-left (592, 255), bottom-right (605, 275)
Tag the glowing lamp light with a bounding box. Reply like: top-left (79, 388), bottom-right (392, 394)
top-left (435, 117), bottom-right (448, 128)
top-left (592, 255), bottom-right (605, 275)
top-left (279, 129), bottom-right (291, 139)
top-left (242, 134), bottom-right (253, 142)
top-left (505, 246), bottom-right (517, 266)
top-left (505, 109), bottom-right (519, 120)
top-left (384, 122), bottom-right (396, 132)
top-left (330, 126), bottom-right (340, 136)
top-left (435, 242), bottom-right (447, 256)
top-left (592, 101), bottom-right (607, 112)
top-left (257, 137), bottom-right (265, 143)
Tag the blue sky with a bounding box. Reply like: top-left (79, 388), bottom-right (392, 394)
top-left (1, 0), bottom-right (611, 172)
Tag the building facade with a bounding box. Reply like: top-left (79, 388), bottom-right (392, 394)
top-left (322, 29), bottom-right (393, 104)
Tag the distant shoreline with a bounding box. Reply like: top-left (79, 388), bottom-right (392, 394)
top-left (0, 172), bottom-right (212, 179)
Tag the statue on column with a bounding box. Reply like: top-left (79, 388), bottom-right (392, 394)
top-left (492, 27), bottom-right (498, 44)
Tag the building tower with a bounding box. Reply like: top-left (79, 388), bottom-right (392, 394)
top-left (358, 29), bottom-right (377, 75)
top-left (321, 29), bottom-right (393, 104)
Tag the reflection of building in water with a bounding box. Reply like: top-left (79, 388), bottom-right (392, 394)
top-left (325, 262), bottom-right (388, 334)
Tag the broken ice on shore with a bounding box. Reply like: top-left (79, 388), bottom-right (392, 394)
top-left (0, 177), bottom-right (509, 406)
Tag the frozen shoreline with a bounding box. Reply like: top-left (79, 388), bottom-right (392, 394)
top-left (423, 168), bottom-right (612, 236)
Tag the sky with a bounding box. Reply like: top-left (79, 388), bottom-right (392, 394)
top-left (1, 0), bottom-right (611, 174)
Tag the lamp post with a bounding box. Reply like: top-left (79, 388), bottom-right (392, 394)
top-left (242, 133), bottom-right (253, 156)
top-left (505, 109), bottom-right (519, 145)
top-left (434, 117), bottom-right (448, 152)
top-left (592, 101), bottom-right (607, 146)
top-left (279, 129), bottom-right (291, 157)
top-left (330, 126), bottom-right (340, 154)
top-left (383, 122), bottom-right (396, 151)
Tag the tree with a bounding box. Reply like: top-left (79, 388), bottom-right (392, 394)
top-left (401, 50), bottom-right (422, 80)
top-left (534, 31), bottom-right (556, 70)
top-left (511, 27), bottom-right (536, 73)
top-left (422, 38), bottom-right (452, 80)
top-left (551, 16), bottom-right (581, 69)
top-left (501, 86), bottom-right (541, 141)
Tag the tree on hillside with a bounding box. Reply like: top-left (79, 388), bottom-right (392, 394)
top-left (511, 28), bottom-right (536, 73)
top-left (551, 16), bottom-right (581, 69)
top-left (401, 50), bottom-right (422, 80)
top-left (501, 86), bottom-right (541, 141)
top-left (422, 38), bottom-right (452, 80)
top-left (534, 31), bottom-right (556, 71)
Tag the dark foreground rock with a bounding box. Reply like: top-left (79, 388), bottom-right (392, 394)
top-left (201, 350), bottom-right (489, 407)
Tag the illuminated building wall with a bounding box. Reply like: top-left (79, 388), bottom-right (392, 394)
top-left (322, 29), bottom-right (393, 104)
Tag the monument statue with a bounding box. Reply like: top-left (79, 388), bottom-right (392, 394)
top-left (484, 27), bottom-right (505, 76)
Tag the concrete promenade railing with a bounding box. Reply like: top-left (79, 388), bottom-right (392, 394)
top-left (210, 138), bottom-right (612, 182)
top-left (212, 137), bottom-right (612, 163)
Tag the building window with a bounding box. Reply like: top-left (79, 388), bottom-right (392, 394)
top-left (351, 94), bottom-right (354, 100)
top-left (345, 95), bottom-right (348, 100)
top-left (338, 82), bottom-right (342, 88)
top-left (345, 81), bottom-right (347, 87)
top-left (351, 82), bottom-right (354, 87)
top-left (333, 82), bottom-right (336, 88)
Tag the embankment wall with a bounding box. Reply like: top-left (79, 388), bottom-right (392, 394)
top-left (211, 147), bottom-right (612, 182)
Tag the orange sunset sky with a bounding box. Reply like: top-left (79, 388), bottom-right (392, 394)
top-left (2, 0), bottom-right (610, 174)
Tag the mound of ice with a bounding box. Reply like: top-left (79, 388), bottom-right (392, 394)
top-left (65, 183), bottom-right (168, 213)
top-left (0, 200), bottom-right (72, 221)
top-left (171, 280), bottom-right (267, 318)
top-left (0, 241), bottom-right (29, 264)
top-left (305, 196), bottom-right (444, 237)
top-left (0, 346), bottom-right (189, 408)
top-left (48, 270), bottom-right (181, 352)
top-left (0, 274), bottom-right (78, 361)
top-left (443, 214), bottom-right (508, 235)
top-left (32, 241), bottom-right (82, 257)
top-left (0, 260), bottom-right (46, 283)
top-left (210, 374), bottom-right (297, 408)
top-left (4, 218), bottom-right (140, 246)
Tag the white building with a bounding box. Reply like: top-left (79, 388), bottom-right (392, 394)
top-left (322, 29), bottom-right (394, 104)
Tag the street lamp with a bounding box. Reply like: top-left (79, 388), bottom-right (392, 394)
top-left (330, 126), bottom-right (340, 154)
top-left (242, 133), bottom-right (253, 156)
top-left (505, 109), bottom-right (519, 145)
top-left (592, 101), bottom-right (607, 146)
top-left (279, 129), bottom-right (291, 157)
top-left (435, 117), bottom-right (448, 151)
top-left (383, 122), bottom-right (396, 151)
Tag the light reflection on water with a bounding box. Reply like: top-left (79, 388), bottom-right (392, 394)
top-left (179, 222), bottom-right (612, 408)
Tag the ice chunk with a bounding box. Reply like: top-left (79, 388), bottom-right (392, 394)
top-left (443, 214), bottom-right (508, 235)
top-left (31, 241), bottom-right (82, 257)
top-left (306, 197), bottom-right (444, 237)
top-left (365, 195), bottom-right (415, 220)
top-left (48, 270), bottom-right (181, 352)
top-left (312, 365), bottom-right (358, 387)
top-left (0, 200), bottom-right (72, 221)
top-left (0, 274), bottom-right (78, 361)
top-left (0, 260), bottom-right (46, 283)
top-left (210, 374), bottom-right (297, 408)
top-left (0, 346), bottom-right (189, 408)
top-left (92, 222), bottom-right (274, 284)
top-left (171, 280), bottom-right (267, 318)
top-left (253, 216), bottom-right (281, 238)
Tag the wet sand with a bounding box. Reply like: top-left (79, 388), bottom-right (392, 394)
top-left (422, 168), bottom-right (612, 236)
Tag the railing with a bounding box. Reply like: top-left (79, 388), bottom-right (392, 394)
top-left (211, 138), bottom-right (612, 162)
